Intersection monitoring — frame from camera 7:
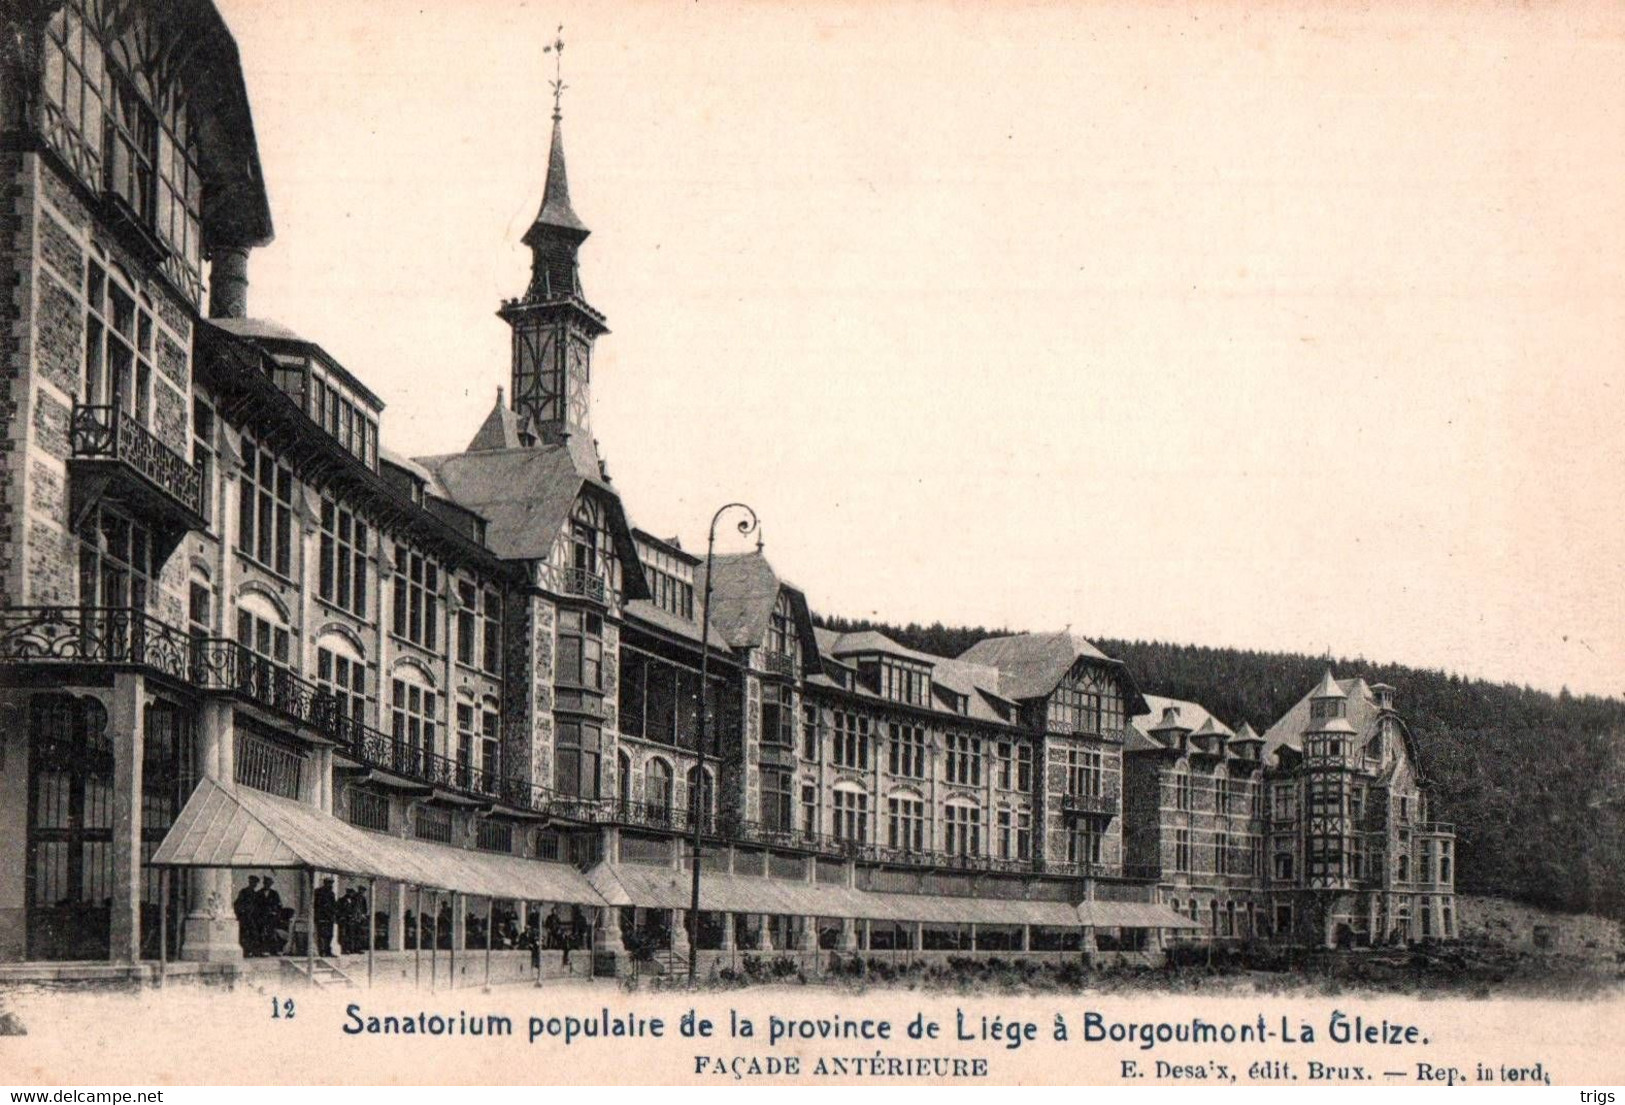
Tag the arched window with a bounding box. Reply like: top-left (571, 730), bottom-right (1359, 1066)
top-left (644, 759), bottom-right (673, 822)
top-left (1209, 900), bottom-right (1220, 934)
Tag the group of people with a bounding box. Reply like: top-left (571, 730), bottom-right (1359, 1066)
top-left (313, 877), bottom-right (375, 957)
top-left (232, 875), bottom-right (294, 957)
top-left (231, 874), bottom-right (586, 964)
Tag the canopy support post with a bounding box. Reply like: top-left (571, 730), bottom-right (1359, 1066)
top-left (449, 891), bottom-right (459, 990)
top-left (367, 877), bottom-right (377, 988)
top-left (414, 886), bottom-right (423, 989)
top-left (158, 867), bottom-right (169, 986)
top-left (485, 897), bottom-right (493, 987)
top-left (305, 868), bottom-right (316, 986)
top-left (429, 890), bottom-right (438, 992)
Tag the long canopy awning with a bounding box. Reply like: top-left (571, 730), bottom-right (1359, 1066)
top-left (151, 781), bottom-right (1204, 930)
top-left (150, 777), bottom-right (601, 905)
top-left (1079, 900), bottom-right (1204, 929)
top-left (588, 863), bottom-right (1199, 929)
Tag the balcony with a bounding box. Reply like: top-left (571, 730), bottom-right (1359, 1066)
top-left (68, 404), bottom-right (205, 556)
top-left (1061, 790), bottom-right (1118, 818)
top-left (1416, 821), bottom-right (1455, 836)
top-left (559, 567), bottom-right (608, 604)
top-left (0, 606), bottom-right (194, 684)
top-left (760, 649), bottom-right (797, 679)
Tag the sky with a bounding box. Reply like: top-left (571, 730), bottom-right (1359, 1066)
top-left (216, 0), bottom-right (1625, 699)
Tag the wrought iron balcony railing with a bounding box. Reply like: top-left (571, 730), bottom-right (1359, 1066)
top-left (1061, 790), bottom-right (1118, 817)
top-left (0, 606), bottom-right (194, 683)
top-left (558, 567), bottom-right (607, 604)
top-left (70, 403), bottom-right (204, 519)
top-left (760, 649), bottom-right (797, 679)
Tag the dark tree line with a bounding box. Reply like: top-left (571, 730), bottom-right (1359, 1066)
top-left (814, 613), bottom-right (1625, 920)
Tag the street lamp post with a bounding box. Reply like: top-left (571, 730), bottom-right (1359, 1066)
top-left (689, 502), bottom-right (758, 984)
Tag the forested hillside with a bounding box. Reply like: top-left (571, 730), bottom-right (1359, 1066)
top-left (815, 614), bottom-right (1625, 919)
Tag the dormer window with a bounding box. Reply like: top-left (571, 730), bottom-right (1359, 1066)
top-left (768, 591), bottom-right (793, 656)
top-left (1310, 697), bottom-right (1347, 721)
top-left (876, 657), bottom-right (931, 706)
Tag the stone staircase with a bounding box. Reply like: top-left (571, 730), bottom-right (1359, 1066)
top-left (281, 956), bottom-right (356, 989)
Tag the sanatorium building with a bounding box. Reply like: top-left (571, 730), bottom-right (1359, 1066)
top-left (0, 0), bottom-right (1457, 982)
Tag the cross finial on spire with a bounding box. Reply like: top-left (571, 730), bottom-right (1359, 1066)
top-left (543, 25), bottom-right (566, 121)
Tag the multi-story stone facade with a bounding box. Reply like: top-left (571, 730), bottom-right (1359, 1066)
top-left (0, 0), bottom-right (1453, 977)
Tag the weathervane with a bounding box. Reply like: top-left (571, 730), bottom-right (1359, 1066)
top-left (543, 25), bottom-right (566, 120)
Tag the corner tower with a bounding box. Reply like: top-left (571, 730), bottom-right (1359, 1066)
top-left (498, 38), bottom-right (608, 446)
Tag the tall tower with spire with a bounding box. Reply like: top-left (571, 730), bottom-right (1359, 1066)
top-left (498, 29), bottom-right (608, 446)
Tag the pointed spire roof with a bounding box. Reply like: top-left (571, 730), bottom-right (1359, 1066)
top-left (466, 389), bottom-right (536, 452)
top-left (1231, 720), bottom-right (1263, 744)
top-left (1311, 668), bottom-right (1347, 699)
top-left (527, 116), bottom-right (588, 241)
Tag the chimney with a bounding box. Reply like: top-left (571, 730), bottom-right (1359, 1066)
top-left (208, 246), bottom-right (251, 319)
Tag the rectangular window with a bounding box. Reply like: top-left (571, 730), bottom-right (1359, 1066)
top-left (1175, 828), bottom-right (1192, 873)
top-left (1066, 748), bottom-right (1103, 797)
top-left (1016, 810), bottom-right (1032, 860)
top-left (238, 439), bottom-right (294, 577)
top-left (413, 805), bottom-right (453, 844)
top-left (761, 768), bottom-right (793, 833)
top-left (346, 789), bottom-right (390, 833)
top-left (1175, 771), bottom-right (1192, 812)
top-left (315, 647), bottom-right (367, 726)
top-left (1215, 831), bottom-right (1230, 875)
top-left (944, 804), bottom-right (981, 857)
top-left (104, 72), bottom-right (158, 226)
top-left (944, 734), bottom-right (981, 786)
top-left (391, 546), bottom-right (440, 649)
top-left (191, 398), bottom-right (213, 523)
top-left (996, 808), bottom-right (1012, 858)
top-left (554, 721), bottom-right (601, 800)
top-left (456, 581), bottom-right (477, 666)
top-left (318, 499), bottom-right (368, 616)
top-left (389, 678), bottom-right (438, 763)
top-left (801, 703), bottom-right (820, 762)
top-left (887, 723), bottom-right (926, 779)
top-left (1017, 744), bottom-right (1033, 792)
top-left (801, 783), bottom-right (818, 836)
top-left (832, 711), bottom-right (869, 770)
top-left (832, 789), bottom-right (868, 844)
top-left (1068, 822), bottom-right (1102, 866)
top-left (887, 796), bottom-right (925, 852)
top-left (481, 589), bottom-right (502, 675)
top-left (996, 742), bottom-right (1013, 789)
top-left (760, 685), bottom-right (794, 750)
top-left (556, 609), bottom-right (603, 689)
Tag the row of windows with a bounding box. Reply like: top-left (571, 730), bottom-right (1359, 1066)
top-left (41, 2), bottom-right (204, 279)
top-left (1046, 670), bottom-right (1126, 734)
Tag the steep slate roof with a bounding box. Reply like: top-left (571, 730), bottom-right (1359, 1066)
top-left (698, 552), bottom-right (781, 648)
top-left (413, 435), bottom-right (640, 582)
top-left (957, 631), bottom-right (1111, 700)
top-left (1261, 675), bottom-right (1376, 761)
top-left (466, 393), bottom-right (536, 452)
top-left (532, 116), bottom-right (588, 237)
top-left (1129, 693), bottom-right (1233, 754)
